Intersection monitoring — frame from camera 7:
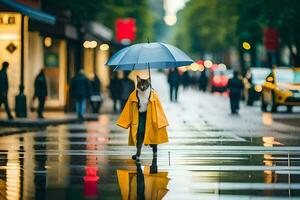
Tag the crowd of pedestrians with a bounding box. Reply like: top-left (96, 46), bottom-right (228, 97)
top-left (1, 59), bottom-right (244, 119)
top-left (167, 68), bottom-right (210, 102)
top-left (167, 67), bottom-right (244, 114)
top-left (0, 60), bottom-right (137, 120)
top-left (0, 61), bottom-right (106, 120)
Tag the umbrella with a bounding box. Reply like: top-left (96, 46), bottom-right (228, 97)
top-left (106, 42), bottom-right (193, 81)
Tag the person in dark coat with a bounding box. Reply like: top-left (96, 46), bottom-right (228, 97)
top-left (182, 71), bottom-right (190, 90)
top-left (168, 68), bottom-right (181, 102)
top-left (89, 73), bottom-right (102, 114)
top-left (109, 72), bottom-right (121, 112)
top-left (70, 70), bottom-right (91, 119)
top-left (34, 69), bottom-right (48, 118)
top-left (199, 69), bottom-right (208, 92)
top-left (0, 62), bottom-right (13, 119)
top-left (120, 72), bottom-right (135, 110)
top-left (227, 70), bottom-right (244, 114)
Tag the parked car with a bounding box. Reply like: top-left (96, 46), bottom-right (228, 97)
top-left (211, 69), bottom-right (233, 93)
top-left (244, 68), bottom-right (271, 105)
top-left (261, 67), bottom-right (300, 112)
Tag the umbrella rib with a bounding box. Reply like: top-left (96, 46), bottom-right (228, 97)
top-left (136, 47), bottom-right (143, 69)
top-left (106, 46), bottom-right (129, 65)
top-left (116, 46), bottom-right (134, 67)
top-left (113, 65), bottom-right (120, 71)
top-left (159, 43), bottom-right (177, 64)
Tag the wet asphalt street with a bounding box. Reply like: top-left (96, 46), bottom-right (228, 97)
top-left (0, 71), bottom-right (300, 200)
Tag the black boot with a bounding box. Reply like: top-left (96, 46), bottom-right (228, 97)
top-left (150, 144), bottom-right (157, 158)
top-left (132, 145), bottom-right (142, 162)
top-left (132, 154), bottom-right (140, 161)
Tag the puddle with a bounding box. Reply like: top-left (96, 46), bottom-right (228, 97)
top-left (0, 120), bottom-right (299, 199)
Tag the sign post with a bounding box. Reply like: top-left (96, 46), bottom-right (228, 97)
top-left (263, 27), bottom-right (279, 67)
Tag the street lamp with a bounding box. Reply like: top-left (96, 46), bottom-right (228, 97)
top-left (242, 41), bottom-right (251, 50)
top-left (83, 40), bottom-right (97, 76)
top-left (44, 37), bottom-right (52, 47)
top-left (83, 40), bottom-right (97, 49)
top-left (99, 43), bottom-right (109, 51)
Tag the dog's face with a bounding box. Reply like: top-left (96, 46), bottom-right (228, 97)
top-left (137, 76), bottom-right (150, 91)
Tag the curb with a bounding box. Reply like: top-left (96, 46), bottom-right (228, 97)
top-left (0, 115), bottom-right (98, 128)
top-left (0, 128), bottom-right (35, 136)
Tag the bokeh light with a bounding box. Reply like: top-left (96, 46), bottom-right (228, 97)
top-left (218, 63), bottom-right (227, 71)
top-left (204, 60), bottom-right (213, 68)
top-left (242, 41), bottom-right (251, 50)
top-left (83, 40), bottom-right (98, 49)
top-left (198, 64), bottom-right (205, 72)
top-left (44, 37), bottom-right (52, 47)
top-left (190, 62), bottom-right (199, 71)
top-left (164, 15), bottom-right (177, 26)
top-left (100, 43), bottom-right (109, 51)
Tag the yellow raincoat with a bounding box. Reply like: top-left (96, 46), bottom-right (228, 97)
top-left (117, 89), bottom-right (169, 146)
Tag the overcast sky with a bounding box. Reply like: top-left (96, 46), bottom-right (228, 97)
top-left (164, 0), bottom-right (189, 16)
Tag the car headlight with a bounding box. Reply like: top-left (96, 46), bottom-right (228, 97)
top-left (254, 85), bottom-right (262, 92)
top-left (277, 86), bottom-right (286, 91)
top-left (291, 90), bottom-right (300, 97)
top-left (277, 86), bottom-right (292, 94)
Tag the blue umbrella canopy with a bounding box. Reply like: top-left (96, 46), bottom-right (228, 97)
top-left (106, 42), bottom-right (193, 71)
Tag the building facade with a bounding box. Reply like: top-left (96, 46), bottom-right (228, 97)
top-left (0, 0), bottom-right (114, 115)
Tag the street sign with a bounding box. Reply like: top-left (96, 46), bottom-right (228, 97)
top-left (264, 27), bottom-right (279, 51)
top-left (6, 42), bottom-right (17, 53)
top-left (115, 18), bottom-right (136, 44)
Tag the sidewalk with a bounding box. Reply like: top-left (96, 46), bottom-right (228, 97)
top-left (0, 112), bottom-right (99, 128)
top-left (0, 96), bottom-right (115, 129)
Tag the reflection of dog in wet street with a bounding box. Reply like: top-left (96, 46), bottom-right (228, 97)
top-left (117, 157), bottom-right (169, 200)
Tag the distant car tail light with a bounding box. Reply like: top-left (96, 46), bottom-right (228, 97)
top-left (213, 76), bottom-right (221, 83)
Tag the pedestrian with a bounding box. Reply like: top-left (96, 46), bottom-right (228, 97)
top-left (182, 70), bottom-right (190, 90)
top-left (0, 62), bottom-right (13, 120)
top-left (117, 75), bottom-right (169, 162)
top-left (70, 70), bottom-right (91, 120)
top-left (168, 68), bottom-right (181, 102)
top-left (109, 72), bottom-right (121, 113)
top-left (33, 69), bottom-right (48, 118)
top-left (199, 69), bottom-right (208, 92)
top-left (120, 71), bottom-right (135, 110)
top-left (227, 70), bottom-right (244, 114)
top-left (89, 73), bottom-right (102, 114)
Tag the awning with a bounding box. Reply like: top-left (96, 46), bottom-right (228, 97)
top-left (0, 0), bottom-right (56, 25)
top-left (87, 21), bottom-right (113, 42)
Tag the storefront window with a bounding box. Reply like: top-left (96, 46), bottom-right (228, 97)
top-left (44, 38), bottom-right (60, 100)
top-left (0, 13), bottom-right (22, 108)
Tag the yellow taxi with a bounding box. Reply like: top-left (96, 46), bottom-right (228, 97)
top-left (261, 67), bottom-right (300, 112)
top-left (244, 68), bottom-right (271, 106)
